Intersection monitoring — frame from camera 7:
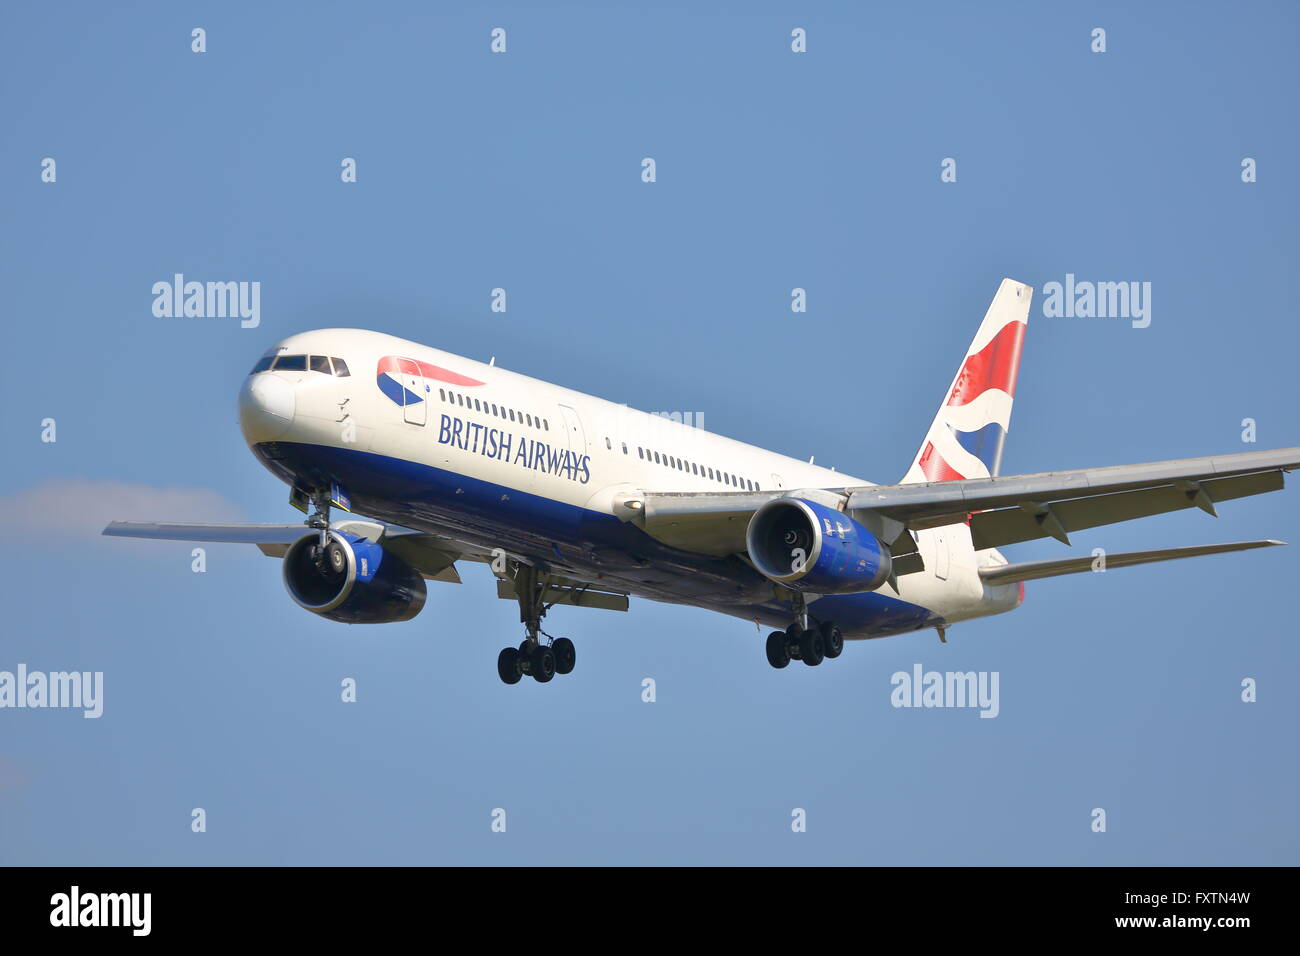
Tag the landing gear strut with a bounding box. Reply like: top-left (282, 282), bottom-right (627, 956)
top-left (306, 489), bottom-right (331, 548)
top-left (496, 563), bottom-right (578, 685)
top-left (302, 490), bottom-right (343, 576)
top-left (765, 593), bottom-right (844, 669)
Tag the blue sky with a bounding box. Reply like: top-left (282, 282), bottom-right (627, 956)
top-left (1, 0), bottom-right (1296, 865)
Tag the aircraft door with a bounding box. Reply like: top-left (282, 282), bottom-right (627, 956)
top-left (558, 404), bottom-right (589, 484)
top-left (558, 404), bottom-right (587, 456)
top-left (398, 358), bottom-right (427, 426)
top-left (933, 528), bottom-right (950, 580)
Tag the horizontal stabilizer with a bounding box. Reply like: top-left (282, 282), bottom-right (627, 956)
top-left (978, 539), bottom-right (1285, 585)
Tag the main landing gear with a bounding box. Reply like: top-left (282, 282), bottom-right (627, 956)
top-left (764, 594), bottom-right (844, 669)
top-left (765, 620), bottom-right (844, 668)
top-left (496, 563), bottom-right (578, 685)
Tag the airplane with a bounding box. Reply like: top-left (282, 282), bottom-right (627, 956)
top-left (104, 278), bottom-right (1299, 685)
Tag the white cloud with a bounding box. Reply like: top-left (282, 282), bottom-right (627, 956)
top-left (0, 479), bottom-right (246, 537)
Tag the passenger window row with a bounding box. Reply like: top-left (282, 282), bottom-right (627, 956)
top-left (615, 437), bottom-right (757, 491)
top-left (250, 354), bottom-right (350, 377)
top-left (440, 389), bottom-right (548, 432)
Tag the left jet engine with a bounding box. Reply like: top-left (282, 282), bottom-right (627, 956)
top-left (282, 531), bottom-right (427, 624)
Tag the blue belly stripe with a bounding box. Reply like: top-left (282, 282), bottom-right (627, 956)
top-left (252, 441), bottom-right (940, 638)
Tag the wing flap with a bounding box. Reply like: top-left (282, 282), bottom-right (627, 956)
top-left (494, 578), bottom-right (628, 612)
top-left (979, 539), bottom-right (1285, 585)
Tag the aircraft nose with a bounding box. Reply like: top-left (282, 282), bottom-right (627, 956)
top-left (239, 373), bottom-right (296, 443)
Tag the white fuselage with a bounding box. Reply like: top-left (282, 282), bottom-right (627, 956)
top-left (238, 328), bottom-right (1021, 637)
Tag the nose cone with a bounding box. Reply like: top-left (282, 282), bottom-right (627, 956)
top-left (239, 373), bottom-right (296, 443)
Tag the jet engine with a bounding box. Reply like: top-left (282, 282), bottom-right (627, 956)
top-left (746, 497), bottom-right (892, 594)
top-left (282, 531), bottom-right (426, 624)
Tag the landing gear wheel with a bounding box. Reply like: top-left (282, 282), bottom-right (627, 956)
top-left (798, 628), bottom-right (825, 666)
top-left (497, 647), bottom-right (522, 685)
top-left (552, 637), bottom-right (576, 675)
top-left (325, 541), bottom-right (347, 575)
top-left (530, 644), bottom-right (556, 683)
top-left (765, 631), bottom-right (791, 669)
top-left (819, 622), bottom-right (844, 659)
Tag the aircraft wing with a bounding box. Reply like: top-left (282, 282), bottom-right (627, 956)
top-left (637, 446), bottom-right (1300, 556)
top-left (977, 539), bottom-right (1285, 585)
top-left (102, 519), bottom-right (468, 582)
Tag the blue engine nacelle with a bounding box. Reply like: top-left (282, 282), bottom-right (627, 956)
top-left (282, 531), bottom-right (427, 624)
top-left (746, 497), bottom-right (892, 594)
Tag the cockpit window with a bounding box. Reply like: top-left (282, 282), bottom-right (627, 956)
top-left (273, 354), bottom-right (307, 371)
top-left (310, 355), bottom-right (331, 374)
top-left (331, 357), bottom-right (350, 377)
top-left (250, 355), bottom-right (275, 374)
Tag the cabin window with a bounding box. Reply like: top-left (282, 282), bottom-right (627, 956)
top-left (622, 442), bottom-right (628, 455)
top-left (605, 437), bottom-right (612, 450)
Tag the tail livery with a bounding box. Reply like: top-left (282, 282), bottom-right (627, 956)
top-left (903, 278), bottom-right (1031, 483)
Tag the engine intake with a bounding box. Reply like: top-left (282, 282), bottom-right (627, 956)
top-left (283, 531), bottom-right (426, 624)
top-left (746, 497), bottom-right (892, 594)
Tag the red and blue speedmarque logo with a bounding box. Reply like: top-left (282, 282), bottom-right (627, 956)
top-left (375, 355), bottom-right (484, 407)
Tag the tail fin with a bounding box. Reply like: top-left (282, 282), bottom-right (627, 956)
top-left (903, 278), bottom-right (1032, 483)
